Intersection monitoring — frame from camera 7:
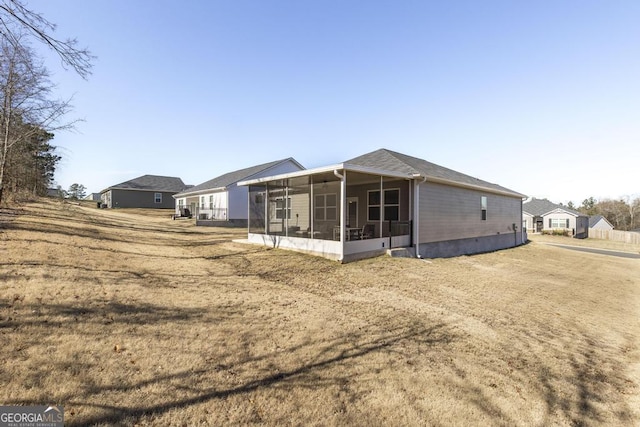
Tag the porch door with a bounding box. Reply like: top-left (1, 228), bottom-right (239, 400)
top-left (347, 197), bottom-right (358, 228)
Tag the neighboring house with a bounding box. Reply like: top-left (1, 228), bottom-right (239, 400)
top-left (522, 198), bottom-right (589, 238)
top-left (83, 193), bottom-right (101, 202)
top-left (238, 148), bottom-right (526, 262)
top-left (173, 158), bottom-right (305, 226)
top-left (100, 175), bottom-right (188, 209)
top-left (589, 215), bottom-right (614, 231)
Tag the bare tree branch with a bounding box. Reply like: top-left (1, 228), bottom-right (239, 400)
top-left (0, 0), bottom-right (94, 79)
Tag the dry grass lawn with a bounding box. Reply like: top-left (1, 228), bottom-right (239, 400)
top-left (1, 199), bottom-right (639, 426)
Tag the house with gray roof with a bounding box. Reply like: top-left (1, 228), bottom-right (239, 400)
top-left (100, 175), bottom-right (188, 209)
top-left (173, 158), bottom-right (304, 226)
top-left (522, 198), bottom-right (589, 238)
top-left (238, 148), bottom-right (527, 262)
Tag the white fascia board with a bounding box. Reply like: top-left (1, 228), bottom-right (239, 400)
top-left (238, 163), bottom-right (346, 186)
top-left (238, 163), bottom-right (413, 186)
top-left (172, 186), bottom-right (227, 198)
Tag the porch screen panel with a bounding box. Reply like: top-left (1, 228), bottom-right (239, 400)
top-left (312, 178), bottom-right (341, 241)
top-left (248, 185), bottom-right (266, 234)
top-left (267, 180), bottom-right (286, 235)
top-left (288, 176), bottom-right (311, 237)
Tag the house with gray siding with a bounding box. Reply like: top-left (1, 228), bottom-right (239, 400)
top-left (173, 158), bottom-right (304, 226)
top-left (238, 148), bottom-right (526, 262)
top-left (523, 198), bottom-right (589, 238)
top-left (100, 175), bottom-right (188, 209)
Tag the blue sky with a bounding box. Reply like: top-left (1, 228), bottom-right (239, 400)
top-left (29, 0), bottom-right (639, 205)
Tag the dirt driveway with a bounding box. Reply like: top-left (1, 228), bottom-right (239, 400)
top-left (1, 199), bottom-right (639, 426)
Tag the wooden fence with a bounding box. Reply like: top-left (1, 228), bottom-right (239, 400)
top-left (589, 228), bottom-right (640, 245)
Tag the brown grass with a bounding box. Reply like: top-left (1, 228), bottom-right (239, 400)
top-left (1, 198), bottom-right (639, 426)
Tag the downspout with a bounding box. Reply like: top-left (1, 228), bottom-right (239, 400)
top-left (334, 169), bottom-right (345, 262)
top-left (412, 174), bottom-right (427, 258)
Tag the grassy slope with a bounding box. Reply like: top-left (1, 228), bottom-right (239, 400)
top-left (1, 199), bottom-right (639, 426)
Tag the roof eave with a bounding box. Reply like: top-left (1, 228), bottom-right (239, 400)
top-left (173, 186), bottom-right (227, 198)
top-left (422, 176), bottom-right (526, 199)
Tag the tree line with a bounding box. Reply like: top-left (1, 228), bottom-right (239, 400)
top-left (0, 0), bottom-right (92, 205)
top-left (567, 196), bottom-right (640, 231)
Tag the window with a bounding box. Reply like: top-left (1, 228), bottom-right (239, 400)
top-left (275, 197), bottom-right (291, 219)
top-left (481, 196), bottom-right (487, 220)
top-left (368, 189), bottom-right (399, 221)
top-left (209, 195), bottom-right (213, 209)
top-left (315, 194), bottom-right (337, 221)
top-left (154, 193), bottom-right (162, 204)
top-left (549, 218), bottom-right (570, 228)
top-left (178, 199), bottom-right (184, 207)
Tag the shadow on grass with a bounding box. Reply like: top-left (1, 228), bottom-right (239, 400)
top-left (62, 321), bottom-right (453, 425)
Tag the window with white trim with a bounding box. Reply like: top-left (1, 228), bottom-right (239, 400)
top-left (275, 197), bottom-right (292, 219)
top-left (549, 218), bottom-right (570, 228)
top-left (209, 195), bottom-right (214, 209)
top-left (481, 196), bottom-right (487, 220)
top-left (155, 193), bottom-right (162, 204)
top-left (368, 189), bottom-right (399, 221)
top-left (315, 193), bottom-right (337, 221)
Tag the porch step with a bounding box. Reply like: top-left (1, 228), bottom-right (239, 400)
top-left (387, 247), bottom-right (415, 258)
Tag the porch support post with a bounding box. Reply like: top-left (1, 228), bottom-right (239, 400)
top-left (285, 184), bottom-right (289, 237)
top-left (379, 175), bottom-right (383, 239)
top-left (334, 169), bottom-right (345, 262)
top-left (264, 182), bottom-right (269, 234)
top-left (310, 175), bottom-right (314, 238)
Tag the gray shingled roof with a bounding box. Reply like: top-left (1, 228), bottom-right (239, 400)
top-left (523, 198), bottom-right (584, 216)
top-left (104, 175), bottom-right (187, 193)
top-left (589, 215), bottom-right (610, 228)
top-left (175, 158), bottom-right (301, 197)
top-left (344, 148), bottom-right (524, 197)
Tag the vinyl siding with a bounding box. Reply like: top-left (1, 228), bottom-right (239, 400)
top-left (229, 159), bottom-right (304, 220)
top-left (419, 181), bottom-right (522, 243)
top-left (108, 189), bottom-right (177, 209)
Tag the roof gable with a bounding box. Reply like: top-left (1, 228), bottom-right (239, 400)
top-left (175, 158), bottom-right (303, 197)
top-left (589, 215), bottom-right (613, 228)
top-left (104, 175), bottom-right (186, 193)
top-left (523, 198), bottom-right (584, 217)
top-left (345, 148), bottom-right (523, 197)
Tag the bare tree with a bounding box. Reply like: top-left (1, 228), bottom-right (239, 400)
top-left (0, 35), bottom-right (76, 204)
top-left (623, 195), bottom-right (640, 231)
top-left (0, 0), bottom-right (93, 78)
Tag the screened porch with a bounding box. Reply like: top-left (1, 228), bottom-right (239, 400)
top-left (244, 168), bottom-right (413, 261)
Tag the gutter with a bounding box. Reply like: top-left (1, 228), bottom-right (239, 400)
top-left (412, 173), bottom-right (427, 258)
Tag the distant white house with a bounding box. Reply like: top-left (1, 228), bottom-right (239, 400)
top-left (523, 198), bottom-right (589, 238)
top-left (173, 158), bottom-right (304, 226)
